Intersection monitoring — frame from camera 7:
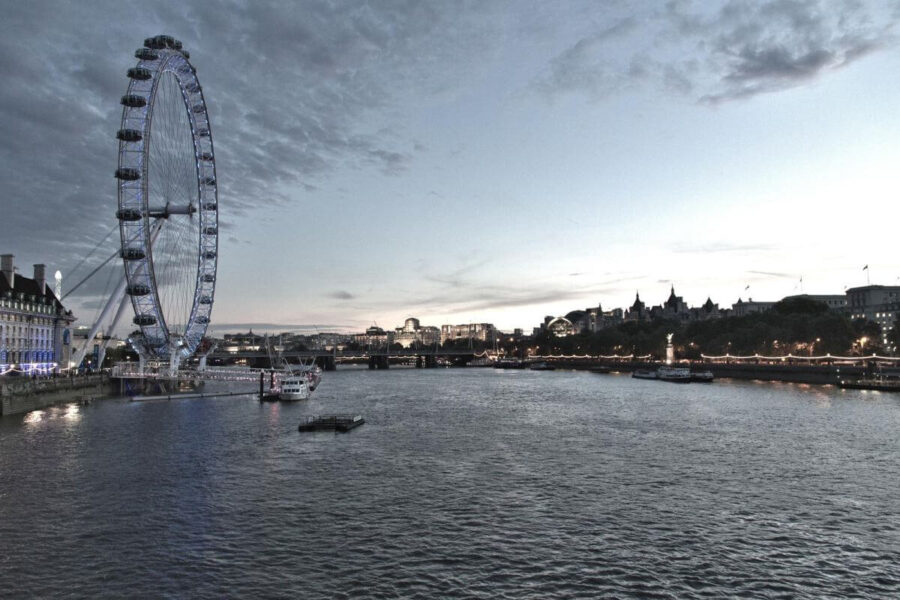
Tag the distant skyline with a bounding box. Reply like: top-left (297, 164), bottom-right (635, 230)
top-left (2, 1), bottom-right (900, 334)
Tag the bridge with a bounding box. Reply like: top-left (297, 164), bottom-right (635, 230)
top-left (207, 348), bottom-right (489, 370)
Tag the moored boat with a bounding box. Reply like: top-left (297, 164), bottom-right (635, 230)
top-left (690, 370), bottom-right (714, 383)
top-left (278, 365), bottom-right (323, 401)
top-left (529, 361), bottom-right (556, 371)
top-left (838, 378), bottom-right (900, 392)
top-left (279, 374), bottom-right (312, 400)
top-left (632, 369), bottom-right (657, 380)
top-left (656, 366), bottom-right (692, 383)
top-left (494, 358), bottom-right (528, 369)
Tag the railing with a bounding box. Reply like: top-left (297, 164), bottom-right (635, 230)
top-left (110, 363), bottom-right (283, 382)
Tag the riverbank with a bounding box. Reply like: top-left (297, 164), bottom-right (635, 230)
top-left (0, 374), bottom-right (112, 416)
top-left (542, 359), bottom-right (874, 385)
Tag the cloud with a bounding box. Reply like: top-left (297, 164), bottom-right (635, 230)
top-left (534, 1), bottom-right (898, 104)
top-left (328, 290), bottom-right (355, 300)
top-left (672, 241), bottom-right (776, 254)
top-left (207, 322), bottom-right (357, 334)
top-left (696, 0), bottom-right (897, 103)
top-left (747, 270), bottom-right (798, 279)
top-left (344, 270), bottom-right (644, 317)
top-left (0, 0), bottom-right (495, 271)
top-left (532, 17), bottom-right (638, 99)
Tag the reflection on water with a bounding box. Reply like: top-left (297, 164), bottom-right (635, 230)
top-left (22, 409), bottom-right (44, 424)
top-left (63, 404), bottom-right (81, 421)
top-left (1, 369), bottom-right (899, 598)
top-left (21, 404), bottom-right (82, 425)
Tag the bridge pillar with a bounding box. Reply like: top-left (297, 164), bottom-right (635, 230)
top-left (315, 356), bottom-right (336, 371)
top-left (368, 356), bottom-right (377, 370)
top-left (415, 356), bottom-right (423, 368)
top-left (377, 355), bottom-right (389, 369)
top-left (425, 355), bottom-right (437, 368)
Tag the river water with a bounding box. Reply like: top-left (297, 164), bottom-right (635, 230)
top-left (1, 368), bottom-right (898, 598)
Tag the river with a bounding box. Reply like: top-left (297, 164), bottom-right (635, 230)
top-left (1, 368), bottom-right (898, 598)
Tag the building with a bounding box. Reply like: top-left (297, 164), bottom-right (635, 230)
top-left (781, 294), bottom-right (848, 311)
top-left (689, 297), bottom-right (722, 321)
top-left (440, 323), bottom-right (497, 344)
top-left (352, 326), bottom-right (393, 348)
top-left (650, 285), bottom-right (691, 321)
top-left (846, 285), bottom-right (900, 349)
top-left (1, 254), bottom-right (76, 373)
top-left (731, 298), bottom-right (776, 317)
top-left (70, 326), bottom-right (127, 369)
top-left (393, 318), bottom-right (440, 348)
top-left (306, 332), bottom-right (351, 351)
top-left (624, 292), bottom-right (648, 321)
top-left (222, 331), bottom-right (265, 353)
top-left (536, 315), bottom-right (575, 337)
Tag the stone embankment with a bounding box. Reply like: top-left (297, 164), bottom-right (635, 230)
top-left (550, 359), bottom-right (868, 385)
top-left (0, 374), bottom-right (111, 416)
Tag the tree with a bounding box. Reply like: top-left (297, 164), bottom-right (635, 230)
top-left (773, 297), bottom-right (828, 315)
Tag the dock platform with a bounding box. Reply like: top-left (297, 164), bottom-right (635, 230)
top-left (298, 414), bottom-right (365, 432)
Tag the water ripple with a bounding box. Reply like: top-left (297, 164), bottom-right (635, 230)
top-left (1, 369), bottom-right (899, 598)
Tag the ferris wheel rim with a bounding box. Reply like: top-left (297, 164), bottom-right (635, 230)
top-left (115, 35), bottom-right (218, 360)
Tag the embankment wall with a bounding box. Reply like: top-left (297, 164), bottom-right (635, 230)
top-left (0, 375), bottom-right (111, 416)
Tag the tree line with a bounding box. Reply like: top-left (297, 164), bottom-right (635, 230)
top-left (533, 297), bottom-right (898, 358)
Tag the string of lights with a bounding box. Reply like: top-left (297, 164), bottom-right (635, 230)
top-left (532, 354), bottom-right (654, 360)
top-left (699, 353), bottom-right (900, 362)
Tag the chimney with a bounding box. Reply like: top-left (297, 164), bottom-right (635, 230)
top-left (1, 254), bottom-right (13, 288)
top-left (34, 264), bottom-right (46, 295)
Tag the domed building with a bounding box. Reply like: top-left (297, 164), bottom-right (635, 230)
top-left (545, 316), bottom-right (575, 337)
top-left (394, 317), bottom-right (440, 348)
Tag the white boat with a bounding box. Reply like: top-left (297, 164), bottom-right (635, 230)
top-left (278, 364), bottom-right (322, 400)
top-left (264, 334), bottom-right (324, 400)
top-left (279, 374), bottom-right (312, 400)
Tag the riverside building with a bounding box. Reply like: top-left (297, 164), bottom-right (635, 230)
top-left (440, 323), bottom-right (497, 344)
top-left (846, 285), bottom-right (900, 350)
top-left (1, 254), bottom-right (76, 374)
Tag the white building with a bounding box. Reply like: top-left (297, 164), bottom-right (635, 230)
top-left (1, 254), bottom-right (76, 374)
top-left (440, 323), bottom-right (497, 344)
top-left (393, 318), bottom-right (440, 348)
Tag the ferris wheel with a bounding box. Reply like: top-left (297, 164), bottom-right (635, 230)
top-left (115, 35), bottom-right (218, 361)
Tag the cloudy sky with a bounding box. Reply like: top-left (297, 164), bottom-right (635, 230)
top-left (2, 0), bottom-right (900, 334)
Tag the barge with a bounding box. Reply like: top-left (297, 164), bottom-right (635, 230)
top-left (298, 414), bottom-right (365, 432)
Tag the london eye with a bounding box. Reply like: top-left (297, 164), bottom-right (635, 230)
top-left (115, 34), bottom-right (218, 361)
